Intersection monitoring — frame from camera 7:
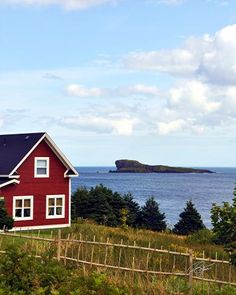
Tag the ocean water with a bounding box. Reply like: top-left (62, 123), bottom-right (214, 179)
top-left (72, 167), bottom-right (236, 228)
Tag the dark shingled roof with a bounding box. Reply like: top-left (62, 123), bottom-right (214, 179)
top-left (0, 132), bottom-right (45, 175)
top-left (0, 178), bottom-right (10, 185)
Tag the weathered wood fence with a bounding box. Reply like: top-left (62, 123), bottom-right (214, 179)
top-left (0, 230), bottom-right (235, 294)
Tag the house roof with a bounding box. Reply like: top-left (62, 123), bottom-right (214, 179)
top-left (0, 132), bottom-right (45, 175)
top-left (0, 132), bottom-right (78, 177)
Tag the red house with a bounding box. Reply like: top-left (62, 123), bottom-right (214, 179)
top-left (0, 132), bottom-right (78, 230)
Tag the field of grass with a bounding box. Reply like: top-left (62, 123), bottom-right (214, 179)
top-left (0, 221), bottom-right (236, 295)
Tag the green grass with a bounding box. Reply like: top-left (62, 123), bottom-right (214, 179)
top-left (0, 221), bottom-right (235, 295)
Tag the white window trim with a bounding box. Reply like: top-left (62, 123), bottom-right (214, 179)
top-left (34, 157), bottom-right (50, 178)
top-left (46, 194), bottom-right (65, 219)
top-left (13, 196), bottom-right (34, 221)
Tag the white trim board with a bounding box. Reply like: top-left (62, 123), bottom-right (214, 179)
top-left (0, 179), bottom-right (20, 188)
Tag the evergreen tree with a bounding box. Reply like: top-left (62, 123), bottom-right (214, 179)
top-left (72, 185), bottom-right (126, 226)
top-left (141, 197), bottom-right (166, 231)
top-left (71, 187), bottom-right (90, 220)
top-left (173, 200), bottom-right (205, 235)
top-left (123, 193), bottom-right (141, 227)
top-left (0, 198), bottom-right (14, 230)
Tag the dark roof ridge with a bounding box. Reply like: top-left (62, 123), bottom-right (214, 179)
top-left (0, 132), bottom-right (46, 137)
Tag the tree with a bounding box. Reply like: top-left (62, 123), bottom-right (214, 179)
top-left (141, 197), bottom-right (166, 231)
top-left (123, 193), bottom-right (141, 227)
top-left (211, 187), bottom-right (236, 244)
top-left (173, 200), bottom-right (205, 235)
top-left (72, 185), bottom-right (127, 226)
top-left (71, 187), bottom-right (90, 220)
top-left (0, 198), bottom-right (14, 230)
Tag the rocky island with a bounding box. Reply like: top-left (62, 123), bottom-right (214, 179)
top-left (109, 160), bottom-right (214, 174)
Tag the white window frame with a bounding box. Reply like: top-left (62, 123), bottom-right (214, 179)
top-left (13, 196), bottom-right (34, 221)
top-left (34, 157), bottom-right (49, 178)
top-left (46, 195), bottom-right (65, 219)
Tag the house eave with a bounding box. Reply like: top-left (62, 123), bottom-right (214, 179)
top-left (0, 179), bottom-right (20, 189)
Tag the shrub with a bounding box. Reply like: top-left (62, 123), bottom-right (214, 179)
top-left (211, 186), bottom-right (236, 244)
top-left (186, 229), bottom-right (214, 245)
top-left (0, 245), bottom-right (128, 294)
top-left (0, 198), bottom-right (14, 231)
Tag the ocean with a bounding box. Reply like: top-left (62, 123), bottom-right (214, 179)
top-left (72, 167), bottom-right (236, 228)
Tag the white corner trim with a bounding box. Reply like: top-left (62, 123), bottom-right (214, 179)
top-left (69, 178), bottom-right (71, 227)
top-left (34, 157), bottom-right (50, 178)
top-left (0, 179), bottom-right (20, 188)
top-left (46, 194), bottom-right (65, 219)
top-left (13, 195), bottom-right (34, 221)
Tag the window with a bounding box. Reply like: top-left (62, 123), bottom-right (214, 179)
top-left (34, 157), bottom-right (49, 178)
top-left (46, 195), bottom-right (65, 219)
top-left (13, 196), bottom-right (33, 221)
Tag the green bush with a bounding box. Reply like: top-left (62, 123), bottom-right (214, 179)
top-left (0, 245), bottom-right (128, 295)
top-left (211, 186), bottom-right (236, 244)
top-left (0, 245), bottom-right (68, 294)
top-left (0, 198), bottom-right (14, 230)
top-left (186, 229), bottom-right (214, 245)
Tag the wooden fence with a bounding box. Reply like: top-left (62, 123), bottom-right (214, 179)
top-left (0, 230), bottom-right (236, 294)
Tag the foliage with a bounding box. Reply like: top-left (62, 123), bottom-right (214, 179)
top-left (0, 198), bottom-right (14, 230)
top-left (0, 245), bottom-right (68, 294)
top-left (173, 201), bottom-right (205, 235)
top-left (123, 193), bottom-right (141, 227)
top-left (211, 187), bottom-right (236, 244)
top-left (120, 208), bottom-right (128, 231)
top-left (225, 241), bottom-right (236, 268)
top-left (72, 185), bottom-right (141, 227)
top-left (0, 245), bottom-right (128, 295)
top-left (186, 229), bottom-right (214, 245)
top-left (140, 197), bottom-right (166, 231)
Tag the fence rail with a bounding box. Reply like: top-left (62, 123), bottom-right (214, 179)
top-left (0, 230), bottom-right (235, 293)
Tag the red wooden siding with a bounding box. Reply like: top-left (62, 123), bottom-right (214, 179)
top-left (1, 140), bottom-right (70, 229)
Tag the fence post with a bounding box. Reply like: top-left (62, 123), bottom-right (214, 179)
top-left (57, 229), bottom-right (61, 262)
top-left (188, 249), bottom-right (193, 295)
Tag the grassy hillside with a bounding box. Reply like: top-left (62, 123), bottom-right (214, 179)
top-left (0, 221), bottom-right (235, 295)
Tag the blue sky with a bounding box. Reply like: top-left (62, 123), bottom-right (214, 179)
top-left (0, 0), bottom-right (236, 166)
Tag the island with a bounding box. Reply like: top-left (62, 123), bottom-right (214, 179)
top-left (109, 160), bottom-right (214, 173)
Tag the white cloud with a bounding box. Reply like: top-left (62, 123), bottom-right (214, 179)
top-left (157, 119), bottom-right (186, 135)
top-left (60, 115), bottom-right (138, 136)
top-left (66, 84), bottom-right (104, 97)
top-left (168, 80), bottom-right (221, 113)
top-left (56, 104), bottom-right (139, 136)
top-left (124, 24), bottom-right (236, 85)
top-left (1, 0), bottom-right (118, 10)
top-left (65, 83), bottom-right (160, 98)
top-left (124, 49), bottom-right (197, 76)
